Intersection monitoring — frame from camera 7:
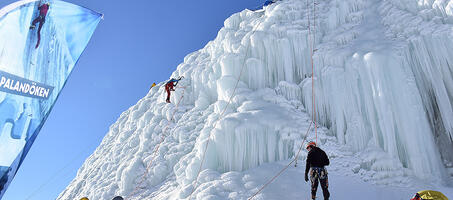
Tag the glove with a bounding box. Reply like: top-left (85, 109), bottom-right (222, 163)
top-left (304, 174), bottom-right (308, 182)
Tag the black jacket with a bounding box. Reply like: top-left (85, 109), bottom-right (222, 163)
top-left (305, 146), bottom-right (329, 176)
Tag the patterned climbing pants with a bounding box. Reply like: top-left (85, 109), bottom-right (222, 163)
top-left (310, 167), bottom-right (330, 200)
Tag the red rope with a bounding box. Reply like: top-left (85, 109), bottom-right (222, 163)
top-left (307, 0), bottom-right (317, 144)
top-left (294, 121), bottom-right (313, 166)
top-left (313, 0), bottom-right (317, 144)
top-left (129, 0), bottom-right (320, 198)
top-left (248, 159), bottom-right (296, 200)
top-left (307, 0), bottom-right (316, 145)
top-left (126, 86), bottom-right (186, 199)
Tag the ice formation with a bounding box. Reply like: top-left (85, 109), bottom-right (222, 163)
top-left (58, 0), bottom-right (453, 199)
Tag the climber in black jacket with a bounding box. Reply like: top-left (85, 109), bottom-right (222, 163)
top-left (305, 141), bottom-right (330, 200)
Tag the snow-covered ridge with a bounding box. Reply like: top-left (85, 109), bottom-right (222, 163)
top-left (59, 0), bottom-right (453, 199)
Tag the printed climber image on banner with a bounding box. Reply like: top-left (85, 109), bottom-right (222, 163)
top-left (0, 0), bottom-right (101, 197)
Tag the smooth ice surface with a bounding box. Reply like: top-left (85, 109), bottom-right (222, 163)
top-left (59, 0), bottom-right (453, 199)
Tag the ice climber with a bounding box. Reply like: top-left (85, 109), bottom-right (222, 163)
top-left (165, 77), bottom-right (181, 103)
top-left (305, 141), bottom-right (330, 200)
top-left (30, 2), bottom-right (50, 49)
top-left (112, 196), bottom-right (124, 200)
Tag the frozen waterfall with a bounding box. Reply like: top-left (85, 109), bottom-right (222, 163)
top-left (59, 0), bottom-right (453, 199)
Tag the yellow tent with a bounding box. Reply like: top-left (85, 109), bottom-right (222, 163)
top-left (418, 190), bottom-right (449, 200)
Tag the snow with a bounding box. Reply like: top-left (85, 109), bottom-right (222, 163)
top-left (58, 0), bottom-right (453, 199)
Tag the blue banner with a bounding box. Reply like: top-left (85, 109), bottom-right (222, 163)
top-left (0, 0), bottom-right (101, 198)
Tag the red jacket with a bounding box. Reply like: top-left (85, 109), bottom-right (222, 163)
top-left (165, 82), bottom-right (175, 91)
top-left (39, 4), bottom-right (49, 16)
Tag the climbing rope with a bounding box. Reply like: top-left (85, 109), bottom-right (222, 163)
top-left (126, 85), bottom-right (187, 199)
top-left (248, 120), bottom-right (313, 200)
top-left (247, 0), bottom-right (319, 198)
top-left (313, 0), bottom-right (318, 144)
top-left (294, 121), bottom-right (313, 167)
top-left (189, 43), bottom-right (250, 198)
top-left (248, 159), bottom-right (296, 200)
top-left (128, 0), bottom-right (319, 198)
top-left (307, 0), bottom-right (318, 144)
top-left (306, 0), bottom-right (317, 145)
top-left (188, 12), bottom-right (267, 199)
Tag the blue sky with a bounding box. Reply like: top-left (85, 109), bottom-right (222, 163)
top-left (0, 0), bottom-right (262, 199)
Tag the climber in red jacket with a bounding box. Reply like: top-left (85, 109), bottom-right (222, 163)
top-left (30, 2), bottom-right (50, 49)
top-left (165, 77), bottom-right (182, 103)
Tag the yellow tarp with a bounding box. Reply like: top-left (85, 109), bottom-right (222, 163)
top-left (418, 190), bottom-right (449, 200)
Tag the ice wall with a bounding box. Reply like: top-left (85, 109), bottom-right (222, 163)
top-left (299, 0), bottom-right (453, 177)
top-left (181, 0), bottom-right (453, 179)
top-left (182, 0), bottom-right (453, 179)
top-left (59, 0), bottom-right (453, 199)
top-left (380, 0), bottom-right (453, 169)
